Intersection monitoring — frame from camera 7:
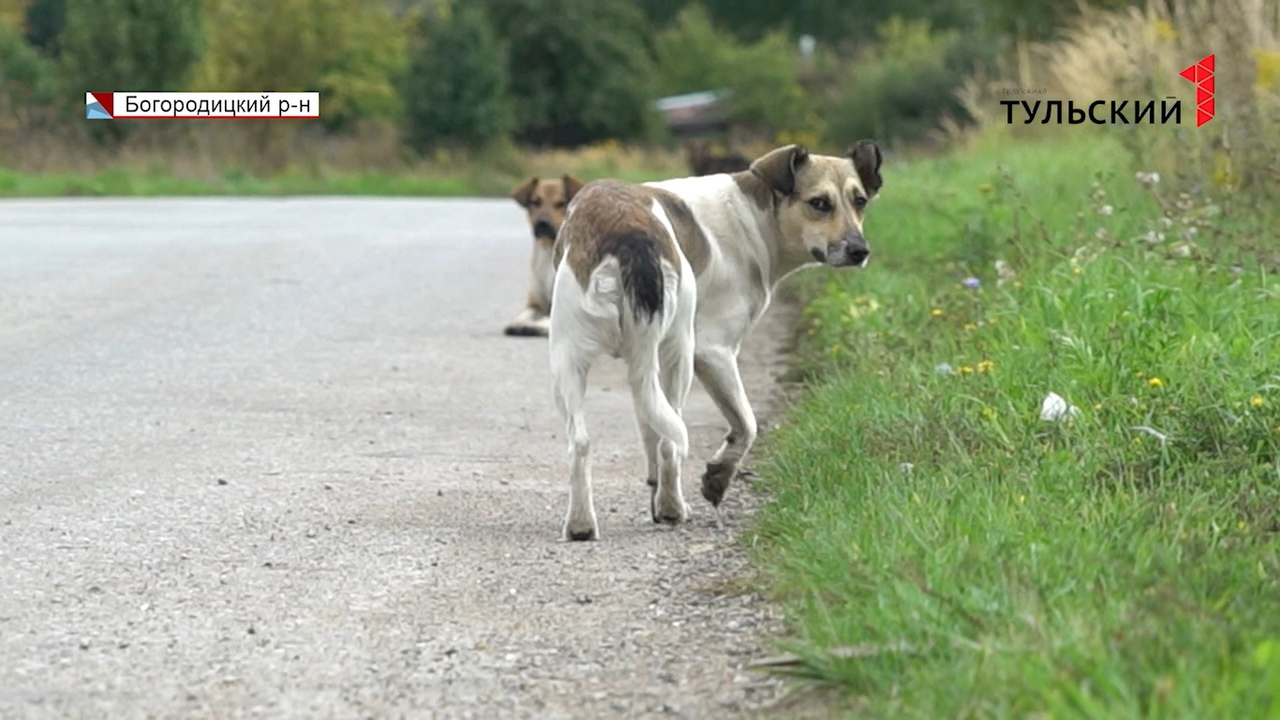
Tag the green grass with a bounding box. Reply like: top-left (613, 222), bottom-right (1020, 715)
top-left (750, 129), bottom-right (1280, 719)
top-left (0, 167), bottom-right (483, 198)
top-left (0, 163), bottom-right (679, 198)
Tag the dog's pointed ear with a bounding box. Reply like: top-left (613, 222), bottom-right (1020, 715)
top-left (511, 177), bottom-right (539, 207)
top-left (561, 174), bottom-right (585, 202)
top-left (848, 140), bottom-right (883, 199)
top-left (751, 144), bottom-right (809, 196)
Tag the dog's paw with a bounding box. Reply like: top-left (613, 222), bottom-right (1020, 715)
top-left (563, 520), bottom-right (599, 542)
top-left (701, 461), bottom-right (736, 506)
top-left (504, 323), bottom-right (548, 337)
top-left (651, 493), bottom-right (690, 526)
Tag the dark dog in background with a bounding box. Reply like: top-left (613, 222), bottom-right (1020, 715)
top-left (684, 138), bottom-right (751, 176)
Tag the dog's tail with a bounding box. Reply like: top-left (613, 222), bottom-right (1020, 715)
top-left (586, 230), bottom-right (689, 457)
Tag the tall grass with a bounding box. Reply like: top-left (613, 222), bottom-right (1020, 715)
top-left (958, 0), bottom-right (1280, 204)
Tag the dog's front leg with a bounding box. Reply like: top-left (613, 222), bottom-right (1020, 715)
top-left (504, 290), bottom-right (551, 337)
top-left (693, 348), bottom-right (757, 507)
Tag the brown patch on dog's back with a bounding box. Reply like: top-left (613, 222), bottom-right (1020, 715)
top-left (558, 181), bottom-right (680, 284)
top-left (638, 186), bottom-right (712, 276)
top-left (555, 180), bottom-right (690, 321)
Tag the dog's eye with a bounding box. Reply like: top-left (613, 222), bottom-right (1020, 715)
top-left (530, 198), bottom-right (543, 208)
top-left (853, 196), bottom-right (868, 210)
top-left (555, 201), bottom-right (568, 209)
top-left (808, 197), bottom-right (831, 212)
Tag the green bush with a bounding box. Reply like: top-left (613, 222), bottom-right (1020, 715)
top-left (0, 21), bottom-right (56, 127)
top-left (823, 16), bottom-right (999, 149)
top-left (58, 0), bottom-right (203, 144)
top-left (654, 3), bottom-right (816, 136)
top-left (480, 0), bottom-right (659, 147)
top-left (194, 0), bottom-right (406, 132)
top-left (402, 3), bottom-right (516, 152)
top-left (59, 0), bottom-right (203, 97)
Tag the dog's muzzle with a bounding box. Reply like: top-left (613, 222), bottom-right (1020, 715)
top-left (533, 218), bottom-right (557, 240)
top-left (811, 235), bottom-right (870, 268)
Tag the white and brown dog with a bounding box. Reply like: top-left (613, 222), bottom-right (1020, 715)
top-left (505, 174), bottom-right (585, 337)
top-left (547, 141), bottom-right (884, 540)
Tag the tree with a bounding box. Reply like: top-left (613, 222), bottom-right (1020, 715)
top-left (195, 0), bottom-right (406, 130)
top-left (60, 0), bottom-right (202, 91)
top-left (401, 3), bottom-right (515, 152)
top-left (22, 0), bottom-right (63, 55)
top-left (192, 0), bottom-right (407, 167)
top-left (59, 0), bottom-right (203, 143)
top-left (0, 20), bottom-right (55, 129)
top-left (480, 0), bottom-right (659, 147)
top-left (654, 4), bottom-right (815, 136)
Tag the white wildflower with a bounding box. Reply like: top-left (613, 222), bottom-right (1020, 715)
top-left (1040, 392), bottom-right (1082, 422)
top-left (994, 260), bottom-right (1016, 288)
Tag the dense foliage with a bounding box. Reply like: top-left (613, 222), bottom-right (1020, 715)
top-left (0, 0), bottom-right (1154, 154)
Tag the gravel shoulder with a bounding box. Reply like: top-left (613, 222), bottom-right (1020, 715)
top-left (0, 198), bottom-right (800, 720)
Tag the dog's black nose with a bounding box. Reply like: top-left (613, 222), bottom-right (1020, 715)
top-left (533, 219), bottom-right (557, 239)
top-left (848, 246), bottom-right (870, 265)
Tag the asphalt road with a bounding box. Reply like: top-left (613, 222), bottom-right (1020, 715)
top-left (0, 198), bottom-right (794, 719)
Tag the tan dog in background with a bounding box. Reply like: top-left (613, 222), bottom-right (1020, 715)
top-left (506, 174), bottom-right (585, 336)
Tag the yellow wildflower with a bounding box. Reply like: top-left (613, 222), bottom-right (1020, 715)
top-left (1072, 267), bottom-right (1082, 275)
top-left (959, 365), bottom-right (974, 375)
top-left (1148, 377), bottom-right (1164, 388)
top-left (976, 360), bottom-right (995, 373)
top-left (931, 308), bottom-right (944, 317)
top-left (1251, 396), bottom-right (1264, 408)
top-left (1255, 49), bottom-right (1280, 92)
top-left (1153, 18), bottom-right (1178, 41)
top-left (964, 323), bottom-right (978, 331)
top-left (1212, 153), bottom-right (1235, 189)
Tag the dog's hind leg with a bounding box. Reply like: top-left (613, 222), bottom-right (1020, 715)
top-left (549, 256), bottom-right (619, 541)
top-left (553, 352), bottom-right (598, 541)
top-left (639, 422), bottom-right (660, 492)
top-left (650, 273), bottom-right (697, 525)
